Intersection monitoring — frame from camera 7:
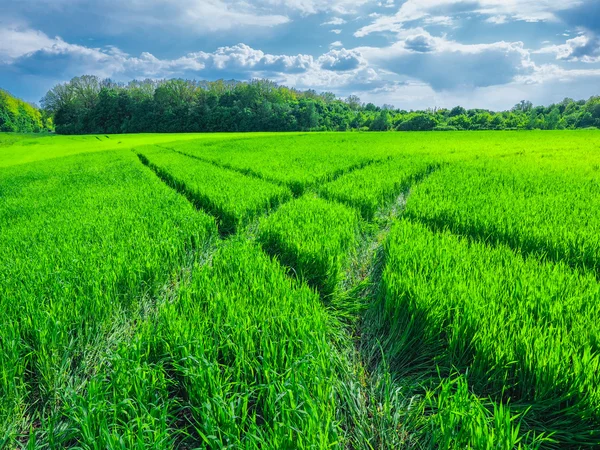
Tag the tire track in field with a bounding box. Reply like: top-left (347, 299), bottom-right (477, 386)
top-left (405, 212), bottom-right (600, 281)
top-left (159, 143), bottom-right (381, 197)
top-left (135, 145), bottom-right (441, 447)
top-left (322, 168), bottom-right (442, 449)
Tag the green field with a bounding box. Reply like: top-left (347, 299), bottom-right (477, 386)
top-left (1, 130), bottom-right (600, 448)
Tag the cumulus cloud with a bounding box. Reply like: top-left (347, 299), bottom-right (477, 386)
top-left (0, 28), bottom-right (385, 97)
top-left (358, 29), bottom-right (532, 90)
top-left (318, 49), bottom-right (364, 71)
top-left (0, 27), bottom-right (59, 61)
top-left (536, 33), bottom-right (600, 63)
top-left (517, 63), bottom-right (600, 84)
top-left (403, 34), bottom-right (437, 52)
top-left (321, 17), bottom-right (347, 26)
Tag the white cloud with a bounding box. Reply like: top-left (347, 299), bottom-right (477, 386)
top-left (486, 15), bottom-right (508, 24)
top-left (355, 0), bottom-right (584, 37)
top-left (0, 27), bottom-right (58, 61)
top-left (318, 48), bottom-right (365, 71)
top-left (357, 28), bottom-right (532, 89)
top-left (535, 33), bottom-right (600, 62)
top-left (517, 62), bottom-right (600, 84)
top-left (261, 0), bottom-right (370, 15)
top-left (321, 17), bottom-right (347, 26)
top-left (358, 73), bottom-right (600, 111)
top-left (422, 15), bottom-right (454, 26)
top-left (331, 29), bottom-right (342, 34)
top-left (330, 40), bottom-right (343, 48)
top-left (3, 31), bottom-right (384, 95)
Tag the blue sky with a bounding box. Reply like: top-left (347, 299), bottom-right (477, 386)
top-left (1, 0), bottom-right (599, 110)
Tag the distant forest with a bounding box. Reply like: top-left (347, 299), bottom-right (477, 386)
top-left (2, 76), bottom-right (600, 134)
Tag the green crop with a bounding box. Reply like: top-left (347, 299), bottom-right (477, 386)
top-left (259, 195), bottom-right (360, 296)
top-left (319, 156), bottom-right (437, 220)
top-left (136, 145), bottom-right (292, 234)
top-left (0, 149), bottom-right (216, 444)
top-left (2, 130), bottom-right (600, 448)
top-left (375, 219), bottom-right (600, 445)
top-left (52, 239), bottom-right (351, 448)
top-left (167, 134), bottom-right (377, 195)
top-left (405, 161), bottom-right (600, 274)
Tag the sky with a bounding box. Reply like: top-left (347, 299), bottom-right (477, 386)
top-left (1, 0), bottom-right (599, 110)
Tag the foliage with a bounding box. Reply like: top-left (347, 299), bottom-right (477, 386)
top-left (40, 75), bottom-right (600, 134)
top-left (0, 89), bottom-right (50, 132)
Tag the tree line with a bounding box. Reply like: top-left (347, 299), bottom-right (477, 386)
top-left (3, 75), bottom-right (600, 134)
top-left (0, 89), bottom-right (52, 133)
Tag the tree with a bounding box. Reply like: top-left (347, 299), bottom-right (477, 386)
top-left (369, 110), bottom-right (392, 131)
top-left (397, 113), bottom-right (438, 131)
top-left (345, 95), bottom-right (362, 110)
top-left (449, 106), bottom-right (467, 117)
top-left (512, 100), bottom-right (533, 112)
top-left (1, 89), bottom-right (45, 132)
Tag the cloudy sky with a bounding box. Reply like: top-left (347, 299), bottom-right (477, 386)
top-left (1, 0), bottom-right (599, 110)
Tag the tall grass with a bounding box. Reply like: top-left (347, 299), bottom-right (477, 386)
top-left (0, 149), bottom-right (216, 445)
top-left (169, 134), bottom-right (377, 195)
top-left (56, 239), bottom-right (354, 448)
top-left (371, 219), bottom-right (600, 446)
top-left (259, 195), bottom-right (360, 296)
top-left (137, 145), bottom-right (292, 234)
top-left (319, 156), bottom-right (437, 221)
top-left (404, 162), bottom-right (600, 275)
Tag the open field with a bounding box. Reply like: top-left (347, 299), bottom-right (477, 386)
top-left (1, 130), bottom-right (600, 448)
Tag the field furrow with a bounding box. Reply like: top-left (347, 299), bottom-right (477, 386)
top-left (370, 219), bottom-right (600, 446)
top-left (404, 162), bottom-right (600, 277)
top-left (258, 195), bottom-right (361, 296)
top-left (136, 145), bottom-right (292, 234)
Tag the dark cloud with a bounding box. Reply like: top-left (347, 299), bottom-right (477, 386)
top-left (569, 34), bottom-right (600, 61)
top-left (557, 1), bottom-right (600, 61)
top-left (558, 0), bottom-right (600, 34)
top-left (374, 45), bottom-right (527, 90)
top-left (404, 35), bottom-right (435, 52)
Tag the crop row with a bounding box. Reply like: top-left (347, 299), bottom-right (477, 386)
top-left (168, 134), bottom-right (377, 195)
top-left (404, 162), bottom-right (600, 276)
top-left (44, 239), bottom-right (352, 448)
top-left (319, 156), bottom-right (437, 220)
top-left (258, 195), bottom-right (360, 296)
top-left (374, 219), bottom-right (600, 446)
top-left (0, 150), bottom-right (217, 444)
top-left (136, 145), bottom-right (292, 234)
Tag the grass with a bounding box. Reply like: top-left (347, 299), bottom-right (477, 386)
top-left (0, 149), bottom-right (216, 445)
top-left (53, 239), bottom-right (353, 448)
top-left (1, 130), bottom-right (600, 448)
top-left (258, 195), bottom-right (361, 296)
top-left (319, 155), bottom-right (438, 221)
top-left (404, 161), bottom-right (600, 275)
top-left (371, 219), bottom-right (600, 446)
top-left (136, 145), bottom-right (292, 234)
